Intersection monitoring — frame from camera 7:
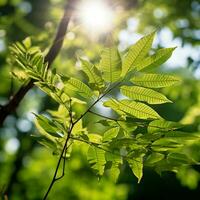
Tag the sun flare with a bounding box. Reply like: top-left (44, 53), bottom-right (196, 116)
top-left (78, 0), bottom-right (115, 34)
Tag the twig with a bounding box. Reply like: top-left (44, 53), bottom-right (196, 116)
top-left (43, 97), bottom-right (74, 199)
top-left (43, 124), bottom-right (73, 200)
top-left (0, 0), bottom-right (78, 126)
top-left (55, 142), bottom-right (73, 181)
top-left (73, 82), bottom-right (121, 125)
top-left (43, 82), bottom-right (121, 199)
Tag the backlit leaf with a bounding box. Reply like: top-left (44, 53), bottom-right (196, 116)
top-left (121, 85), bottom-right (172, 104)
top-left (136, 47), bottom-right (176, 71)
top-left (87, 146), bottom-right (106, 176)
top-left (121, 32), bottom-right (155, 77)
top-left (118, 99), bottom-right (161, 119)
top-left (64, 78), bottom-right (94, 99)
top-left (100, 47), bottom-right (122, 82)
top-left (103, 127), bottom-right (120, 142)
top-left (81, 59), bottom-right (104, 89)
top-left (131, 73), bottom-right (180, 88)
top-left (128, 153), bottom-right (144, 183)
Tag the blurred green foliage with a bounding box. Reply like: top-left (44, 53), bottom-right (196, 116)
top-left (0, 0), bottom-right (200, 200)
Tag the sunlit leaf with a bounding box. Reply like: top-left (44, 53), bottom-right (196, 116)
top-left (64, 77), bottom-right (94, 99)
top-left (118, 99), bottom-right (161, 119)
top-left (103, 127), bottom-right (120, 142)
top-left (167, 153), bottom-right (195, 165)
top-left (106, 152), bottom-right (122, 182)
top-left (131, 73), bottom-right (180, 88)
top-left (135, 47), bottom-right (176, 71)
top-left (121, 85), bottom-right (172, 104)
top-left (128, 152), bottom-right (144, 183)
top-left (148, 119), bottom-right (182, 133)
top-left (81, 59), bottom-right (104, 89)
top-left (100, 47), bottom-right (122, 82)
top-left (87, 146), bottom-right (106, 176)
top-left (121, 32), bottom-right (155, 77)
top-left (145, 152), bottom-right (165, 165)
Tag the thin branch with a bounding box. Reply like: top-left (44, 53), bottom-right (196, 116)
top-left (53, 99), bottom-right (74, 182)
top-left (43, 96), bottom-right (74, 199)
top-left (69, 98), bottom-right (73, 125)
top-left (73, 82), bottom-right (121, 125)
top-left (43, 82), bottom-right (122, 199)
top-left (43, 124), bottom-right (73, 200)
top-left (55, 99), bottom-right (73, 181)
top-left (55, 142), bottom-right (73, 181)
top-left (0, 0), bottom-right (78, 126)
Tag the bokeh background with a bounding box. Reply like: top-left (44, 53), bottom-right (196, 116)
top-left (0, 0), bottom-right (200, 199)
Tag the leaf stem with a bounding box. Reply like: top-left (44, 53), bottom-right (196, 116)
top-left (43, 124), bottom-right (73, 200)
top-left (43, 98), bottom-right (74, 199)
top-left (73, 82), bottom-right (121, 125)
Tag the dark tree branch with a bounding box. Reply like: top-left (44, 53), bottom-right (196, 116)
top-left (0, 0), bottom-right (78, 127)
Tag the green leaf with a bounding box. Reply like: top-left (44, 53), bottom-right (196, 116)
top-left (106, 152), bottom-right (122, 182)
top-left (34, 117), bottom-right (61, 151)
top-left (103, 127), bottom-right (120, 142)
top-left (167, 153), bottom-right (194, 165)
top-left (87, 146), bottom-right (106, 176)
top-left (11, 69), bottom-right (27, 82)
top-left (120, 86), bottom-right (172, 104)
top-left (110, 138), bottom-right (137, 148)
top-left (148, 119), bottom-right (182, 133)
top-left (100, 47), bottom-right (122, 82)
top-left (137, 132), bottom-right (161, 142)
top-left (33, 135), bottom-right (57, 150)
top-left (81, 59), bottom-right (104, 89)
top-left (118, 99), bottom-right (161, 120)
top-left (72, 119), bottom-right (85, 135)
top-left (64, 78), bottom-right (94, 99)
top-left (164, 131), bottom-right (199, 142)
top-left (128, 153), bottom-right (144, 183)
top-left (135, 47), bottom-right (176, 71)
top-left (152, 138), bottom-right (182, 151)
top-left (103, 99), bottom-right (125, 116)
top-left (22, 37), bottom-right (32, 49)
top-left (88, 134), bottom-right (102, 144)
top-left (145, 152), bottom-right (165, 165)
top-left (116, 120), bottom-right (137, 136)
top-left (35, 114), bottom-right (62, 138)
top-left (121, 32), bottom-right (155, 77)
top-left (131, 73), bottom-right (180, 88)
